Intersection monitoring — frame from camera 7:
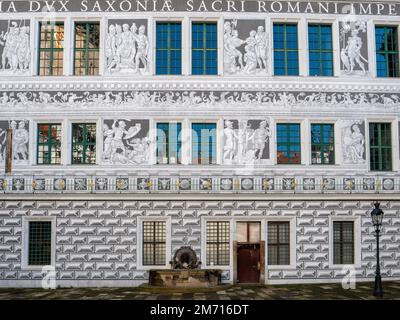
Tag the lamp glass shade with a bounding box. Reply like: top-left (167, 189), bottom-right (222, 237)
top-left (371, 203), bottom-right (384, 227)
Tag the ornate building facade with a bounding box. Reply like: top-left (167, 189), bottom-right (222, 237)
top-left (0, 0), bottom-right (399, 287)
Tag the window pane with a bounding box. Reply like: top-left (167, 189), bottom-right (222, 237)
top-left (156, 22), bottom-right (182, 75)
top-left (369, 123), bottom-right (392, 171)
top-left (143, 221), bottom-right (166, 265)
top-left (72, 123), bottom-right (96, 164)
top-left (206, 221), bottom-right (230, 266)
top-left (375, 26), bottom-right (399, 78)
top-left (333, 221), bottom-right (354, 264)
top-left (268, 222), bottom-right (290, 265)
top-left (192, 22), bottom-right (218, 75)
top-left (273, 23), bottom-right (299, 76)
top-left (74, 22), bottom-right (100, 75)
top-left (28, 221), bottom-right (52, 265)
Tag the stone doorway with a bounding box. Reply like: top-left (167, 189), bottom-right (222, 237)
top-left (233, 221), bottom-right (265, 284)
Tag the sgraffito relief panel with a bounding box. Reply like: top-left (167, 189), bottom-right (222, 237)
top-left (339, 19), bottom-right (369, 76)
top-left (102, 119), bottom-right (150, 165)
top-left (223, 119), bottom-right (271, 164)
top-left (224, 19), bottom-right (268, 75)
top-left (105, 19), bottom-right (149, 75)
top-left (0, 19), bottom-right (31, 75)
top-left (341, 120), bottom-right (366, 164)
top-left (0, 120), bottom-right (29, 164)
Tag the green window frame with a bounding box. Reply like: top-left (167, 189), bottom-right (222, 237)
top-left (273, 23), bottom-right (299, 76)
top-left (308, 24), bottom-right (333, 76)
top-left (369, 123), bottom-right (392, 171)
top-left (375, 26), bottom-right (400, 78)
top-left (268, 222), bottom-right (290, 265)
top-left (206, 221), bottom-right (230, 266)
top-left (37, 123), bottom-right (62, 165)
top-left (71, 123), bottom-right (96, 165)
top-left (276, 123), bottom-right (301, 164)
top-left (333, 221), bottom-right (354, 265)
top-left (155, 22), bottom-right (182, 75)
top-left (38, 22), bottom-right (64, 76)
top-left (311, 123), bottom-right (335, 165)
top-left (192, 22), bottom-right (218, 75)
top-left (142, 221), bottom-right (166, 266)
top-left (28, 221), bottom-right (52, 266)
top-left (73, 22), bottom-right (100, 76)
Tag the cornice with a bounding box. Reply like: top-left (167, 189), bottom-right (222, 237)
top-left (2, 77), bottom-right (400, 93)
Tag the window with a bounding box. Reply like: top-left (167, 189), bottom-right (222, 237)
top-left (276, 123), bottom-right (301, 164)
top-left (156, 123), bottom-right (182, 164)
top-left (38, 22), bottom-right (64, 76)
top-left (369, 123), bottom-right (392, 171)
top-left (308, 24), bottom-right (333, 76)
top-left (37, 124), bottom-right (62, 165)
top-left (236, 222), bottom-right (261, 243)
top-left (28, 221), bottom-right (52, 266)
top-left (192, 123), bottom-right (217, 164)
top-left (72, 123), bottom-right (96, 164)
top-left (311, 124), bottom-right (335, 165)
top-left (143, 221), bottom-right (166, 265)
top-left (375, 26), bottom-right (399, 78)
top-left (156, 22), bottom-right (182, 75)
top-left (73, 22), bottom-right (100, 75)
top-left (268, 222), bottom-right (290, 265)
top-left (206, 221), bottom-right (230, 266)
top-left (273, 23), bottom-right (299, 76)
top-left (192, 22), bottom-right (218, 75)
top-left (333, 221), bottom-right (354, 264)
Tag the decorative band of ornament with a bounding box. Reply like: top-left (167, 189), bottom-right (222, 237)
top-left (0, 175), bottom-right (398, 193)
top-left (0, 90), bottom-right (400, 109)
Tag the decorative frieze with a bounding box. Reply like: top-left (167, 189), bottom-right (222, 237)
top-left (0, 174), bottom-right (399, 194)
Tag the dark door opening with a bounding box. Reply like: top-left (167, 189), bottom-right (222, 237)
top-left (237, 243), bottom-right (260, 283)
top-left (236, 222), bottom-right (262, 284)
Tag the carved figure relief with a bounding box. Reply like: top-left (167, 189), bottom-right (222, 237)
top-left (103, 119), bottom-right (150, 165)
top-left (105, 20), bottom-right (149, 75)
top-left (223, 119), bottom-right (270, 164)
top-left (0, 20), bottom-right (31, 74)
top-left (224, 20), bottom-right (268, 75)
top-left (341, 120), bottom-right (366, 164)
top-left (0, 120), bottom-right (29, 164)
top-left (340, 19), bottom-right (368, 75)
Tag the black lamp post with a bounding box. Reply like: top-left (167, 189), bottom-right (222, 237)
top-left (371, 202), bottom-right (384, 297)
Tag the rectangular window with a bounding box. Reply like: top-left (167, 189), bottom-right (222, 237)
top-left (206, 221), bottom-right (230, 266)
top-left (156, 123), bottom-right (182, 164)
top-left (156, 22), bottom-right (182, 75)
top-left (369, 123), bottom-right (392, 171)
top-left (308, 24), bottom-right (333, 76)
top-left (375, 26), bottom-right (399, 78)
top-left (37, 124), bottom-right (62, 165)
top-left (273, 23), bottom-right (299, 76)
top-left (268, 222), bottom-right (290, 265)
top-left (73, 22), bottom-right (100, 75)
top-left (143, 221), bottom-right (166, 265)
top-left (311, 124), bottom-right (335, 165)
top-left (236, 222), bottom-right (261, 243)
top-left (192, 123), bottom-right (217, 164)
top-left (276, 123), bottom-right (301, 164)
top-left (38, 22), bottom-right (64, 76)
top-left (192, 22), bottom-right (218, 75)
top-left (333, 221), bottom-right (354, 264)
top-left (28, 221), bottom-right (52, 266)
top-left (72, 123), bottom-right (96, 164)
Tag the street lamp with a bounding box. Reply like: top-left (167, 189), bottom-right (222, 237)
top-left (371, 202), bottom-right (384, 297)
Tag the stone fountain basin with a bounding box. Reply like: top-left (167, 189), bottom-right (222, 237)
top-left (149, 269), bottom-right (222, 288)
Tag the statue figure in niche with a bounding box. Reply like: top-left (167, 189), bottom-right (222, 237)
top-left (103, 120), bottom-right (150, 165)
top-left (0, 20), bottom-right (31, 74)
top-left (342, 122), bottom-right (365, 164)
top-left (105, 22), bottom-right (149, 74)
top-left (9, 120), bottom-right (29, 161)
top-left (224, 20), bottom-right (268, 75)
top-left (222, 120), bottom-right (271, 165)
top-left (340, 19), bottom-right (368, 75)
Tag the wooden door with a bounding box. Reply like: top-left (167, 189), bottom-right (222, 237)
top-left (237, 243), bottom-right (260, 283)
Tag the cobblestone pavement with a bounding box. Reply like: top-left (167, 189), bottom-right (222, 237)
top-left (0, 281), bottom-right (399, 300)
